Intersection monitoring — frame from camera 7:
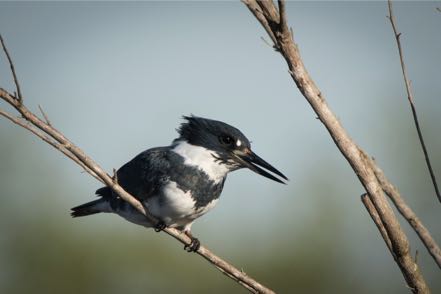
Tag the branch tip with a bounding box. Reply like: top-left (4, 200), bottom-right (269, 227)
top-left (260, 36), bottom-right (274, 48)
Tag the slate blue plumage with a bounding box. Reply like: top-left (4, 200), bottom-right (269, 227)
top-left (71, 116), bottom-right (287, 251)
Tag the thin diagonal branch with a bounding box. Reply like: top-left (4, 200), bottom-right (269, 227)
top-left (0, 35), bottom-right (23, 103)
top-left (243, 1), bottom-right (429, 293)
top-left (387, 0), bottom-right (441, 203)
top-left (362, 194), bottom-right (393, 253)
top-left (0, 38), bottom-right (274, 294)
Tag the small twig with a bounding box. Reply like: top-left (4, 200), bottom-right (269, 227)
top-left (361, 193), bottom-right (393, 253)
top-left (38, 104), bottom-right (52, 126)
top-left (0, 34), bottom-right (23, 103)
top-left (388, 0), bottom-right (441, 203)
top-left (260, 36), bottom-right (275, 49)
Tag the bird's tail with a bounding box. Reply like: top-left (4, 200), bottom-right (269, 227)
top-left (71, 199), bottom-right (110, 218)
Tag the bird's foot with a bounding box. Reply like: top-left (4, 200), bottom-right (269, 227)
top-left (184, 231), bottom-right (200, 252)
top-left (184, 237), bottom-right (200, 252)
top-left (154, 220), bottom-right (166, 232)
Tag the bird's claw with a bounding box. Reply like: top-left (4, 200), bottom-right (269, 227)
top-left (184, 237), bottom-right (200, 252)
top-left (154, 220), bottom-right (166, 232)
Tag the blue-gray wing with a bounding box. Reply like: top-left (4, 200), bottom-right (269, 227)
top-left (95, 147), bottom-right (171, 202)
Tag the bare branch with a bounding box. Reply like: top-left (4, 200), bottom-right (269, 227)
top-left (0, 38), bottom-right (274, 294)
top-left (0, 34), bottom-right (23, 103)
top-left (243, 0), bottom-right (430, 292)
top-left (368, 154), bottom-right (441, 269)
top-left (361, 194), bottom-right (393, 253)
top-left (387, 0), bottom-right (441, 203)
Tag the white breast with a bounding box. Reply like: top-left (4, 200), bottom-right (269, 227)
top-left (172, 140), bottom-right (230, 183)
top-left (146, 181), bottom-right (218, 230)
top-left (149, 181), bottom-right (195, 221)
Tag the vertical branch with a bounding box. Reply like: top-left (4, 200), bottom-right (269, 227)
top-left (387, 0), bottom-right (441, 203)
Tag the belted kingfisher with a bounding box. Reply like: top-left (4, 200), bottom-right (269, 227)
top-left (71, 116), bottom-right (287, 251)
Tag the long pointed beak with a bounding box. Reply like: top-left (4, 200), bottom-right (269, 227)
top-left (233, 149), bottom-right (288, 184)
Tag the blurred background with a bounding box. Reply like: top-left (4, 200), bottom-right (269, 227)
top-left (0, 1), bottom-right (440, 293)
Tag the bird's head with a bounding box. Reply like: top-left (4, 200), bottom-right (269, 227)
top-left (176, 115), bottom-right (288, 184)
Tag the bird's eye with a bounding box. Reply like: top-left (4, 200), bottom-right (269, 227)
top-left (219, 135), bottom-right (234, 146)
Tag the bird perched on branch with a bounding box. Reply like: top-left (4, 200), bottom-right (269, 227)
top-left (71, 115), bottom-right (287, 251)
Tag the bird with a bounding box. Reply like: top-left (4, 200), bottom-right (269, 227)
top-left (71, 115), bottom-right (287, 252)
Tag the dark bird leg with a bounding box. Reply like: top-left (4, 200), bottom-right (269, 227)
top-left (154, 220), bottom-right (166, 232)
top-left (184, 230), bottom-right (200, 252)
